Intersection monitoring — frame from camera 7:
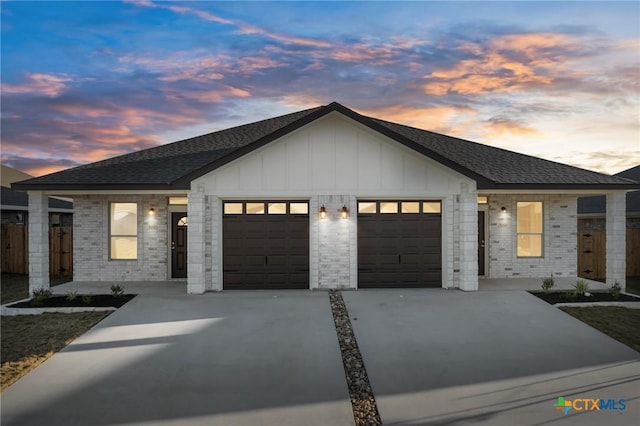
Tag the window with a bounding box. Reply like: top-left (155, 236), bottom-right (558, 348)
top-left (224, 203), bottom-right (243, 214)
top-left (268, 203), bottom-right (287, 214)
top-left (358, 202), bottom-right (377, 214)
top-left (477, 196), bottom-right (488, 204)
top-left (401, 202), bottom-right (420, 213)
top-left (110, 203), bottom-right (138, 260)
top-left (422, 202), bottom-right (441, 214)
top-left (290, 203), bottom-right (309, 214)
top-left (169, 196), bottom-right (188, 205)
top-left (380, 202), bottom-right (398, 213)
top-left (517, 202), bottom-right (543, 257)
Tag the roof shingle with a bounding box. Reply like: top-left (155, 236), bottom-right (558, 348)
top-left (12, 102), bottom-right (639, 191)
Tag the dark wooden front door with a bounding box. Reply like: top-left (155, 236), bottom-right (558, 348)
top-left (478, 211), bottom-right (485, 276)
top-left (223, 201), bottom-right (309, 289)
top-left (171, 212), bottom-right (188, 278)
top-left (358, 201), bottom-right (442, 288)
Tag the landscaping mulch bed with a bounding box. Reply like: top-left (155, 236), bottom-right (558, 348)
top-left (8, 294), bottom-right (136, 309)
top-left (329, 290), bottom-right (381, 426)
top-left (530, 291), bottom-right (639, 305)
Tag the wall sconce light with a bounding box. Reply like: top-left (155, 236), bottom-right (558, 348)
top-left (319, 205), bottom-right (327, 219)
top-left (500, 206), bottom-right (507, 215)
top-left (339, 205), bottom-right (349, 219)
top-left (149, 207), bottom-right (155, 216)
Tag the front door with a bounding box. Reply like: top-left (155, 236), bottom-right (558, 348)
top-left (478, 211), bottom-right (485, 276)
top-left (171, 212), bottom-right (188, 278)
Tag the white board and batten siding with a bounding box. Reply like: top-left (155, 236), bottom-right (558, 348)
top-left (187, 112), bottom-right (476, 293)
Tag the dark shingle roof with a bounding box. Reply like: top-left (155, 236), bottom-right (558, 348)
top-left (1, 186), bottom-right (73, 210)
top-left (578, 166), bottom-right (640, 214)
top-left (13, 102), bottom-right (640, 191)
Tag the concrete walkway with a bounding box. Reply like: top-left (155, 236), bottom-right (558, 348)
top-left (343, 289), bottom-right (640, 425)
top-left (1, 291), bottom-right (354, 426)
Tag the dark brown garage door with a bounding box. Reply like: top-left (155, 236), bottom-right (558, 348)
top-left (223, 201), bottom-right (309, 289)
top-left (358, 201), bottom-right (442, 288)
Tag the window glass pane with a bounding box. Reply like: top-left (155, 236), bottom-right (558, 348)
top-left (111, 203), bottom-right (137, 235)
top-left (358, 202), bottom-right (376, 214)
top-left (517, 235), bottom-right (542, 257)
top-left (224, 203), bottom-right (243, 214)
top-left (111, 237), bottom-right (137, 259)
top-left (246, 203), bottom-right (265, 214)
top-left (401, 202), bottom-right (420, 213)
top-left (290, 203), bottom-right (309, 214)
top-left (169, 197), bottom-right (188, 205)
top-left (380, 202), bottom-right (398, 213)
top-left (177, 216), bottom-right (188, 226)
top-left (423, 202), bottom-right (441, 214)
top-left (517, 202), bottom-right (542, 233)
top-left (268, 203), bottom-right (287, 214)
top-left (477, 196), bottom-right (488, 204)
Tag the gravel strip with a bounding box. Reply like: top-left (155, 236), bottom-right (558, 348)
top-left (329, 290), bottom-right (382, 426)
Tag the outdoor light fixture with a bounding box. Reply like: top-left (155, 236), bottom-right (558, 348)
top-left (339, 205), bottom-right (349, 219)
top-left (319, 205), bottom-right (327, 219)
top-left (500, 207), bottom-right (507, 216)
top-left (149, 208), bottom-right (155, 216)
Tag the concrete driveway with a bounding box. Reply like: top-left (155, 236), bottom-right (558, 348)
top-left (1, 291), bottom-right (354, 426)
top-left (2, 288), bottom-right (639, 426)
top-left (343, 290), bottom-right (640, 425)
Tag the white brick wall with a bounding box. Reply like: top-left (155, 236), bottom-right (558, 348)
top-left (28, 192), bottom-right (50, 293)
top-left (313, 195), bottom-right (357, 289)
top-left (606, 191), bottom-right (626, 290)
top-left (458, 185), bottom-right (478, 290)
top-left (187, 189), bottom-right (206, 294)
top-left (487, 194), bottom-right (577, 278)
top-left (73, 194), bottom-right (168, 282)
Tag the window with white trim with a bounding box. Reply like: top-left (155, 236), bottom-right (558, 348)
top-left (517, 201), bottom-right (543, 257)
top-left (110, 203), bottom-right (138, 260)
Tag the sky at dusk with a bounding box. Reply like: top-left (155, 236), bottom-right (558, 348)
top-left (1, 0), bottom-right (639, 177)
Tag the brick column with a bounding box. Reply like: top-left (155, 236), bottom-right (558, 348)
top-left (187, 189), bottom-right (206, 294)
top-left (458, 186), bottom-right (478, 291)
top-left (28, 191), bottom-right (50, 294)
top-left (606, 191), bottom-right (626, 290)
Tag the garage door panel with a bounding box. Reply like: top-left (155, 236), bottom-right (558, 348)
top-left (358, 201), bottom-right (442, 288)
top-left (223, 201), bottom-right (309, 289)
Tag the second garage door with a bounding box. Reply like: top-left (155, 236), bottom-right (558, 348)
top-left (223, 201), bottom-right (309, 289)
top-left (358, 200), bottom-right (442, 288)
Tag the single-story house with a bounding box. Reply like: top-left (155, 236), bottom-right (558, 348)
top-left (13, 102), bottom-right (640, 294)
top-left (577, 165), bottom-right (640, 279)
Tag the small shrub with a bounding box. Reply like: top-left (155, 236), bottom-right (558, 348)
top-left (542, 275), bottom-right (555, 293)
top-left (610, 282), bottom-right (622, 300)
top-left (31, 288), bottom-right (52, 307)
top-left (66, 290), bottom-right (78, 301)
top-left (82, 295), bottom-right (93, 305)
top-left (573, 279), bottom-right (589, 296)
top-left (110, 284), bottom-right (125, 298)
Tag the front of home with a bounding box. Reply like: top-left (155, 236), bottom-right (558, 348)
top-left (13, 103), bottom-right (639, 294)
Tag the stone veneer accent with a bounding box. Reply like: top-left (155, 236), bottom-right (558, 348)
top-left (487, 194), bottom-right (577, 278)
top-left (73, 194), bottom-right (168, 282)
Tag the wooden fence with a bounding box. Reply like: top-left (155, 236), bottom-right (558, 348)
top-left (1, 224), bottom-right (73, 276)
top-left (578, 228), bottom-right (640, 280)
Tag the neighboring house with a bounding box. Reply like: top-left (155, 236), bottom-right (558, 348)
top-left (1, 165), bottom-right (74, 275)
top-left (13, 102), bottom-right (639, 294)
top-left (578, 165), bottom-right (640, 279)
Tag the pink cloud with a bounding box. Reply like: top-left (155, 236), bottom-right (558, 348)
top-left (2, 73), bottom-right (71, 97)
top-left (423, 33), bottom-right (579, 96)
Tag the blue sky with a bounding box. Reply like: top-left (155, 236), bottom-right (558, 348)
top-left (2, 1), bottom-right (639, 176)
